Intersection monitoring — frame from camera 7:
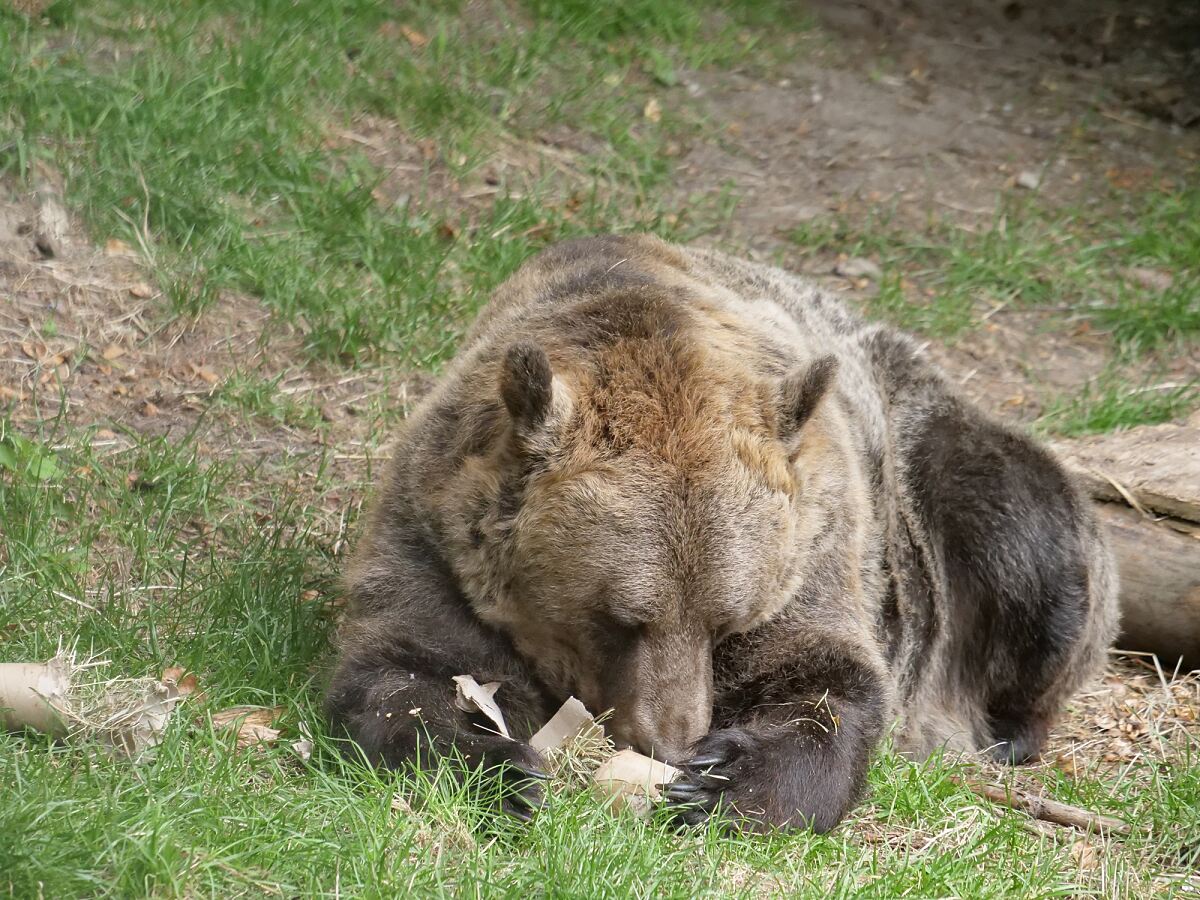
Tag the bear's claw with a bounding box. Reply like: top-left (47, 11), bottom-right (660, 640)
top-left (499, 765), bottom-right (548, 823)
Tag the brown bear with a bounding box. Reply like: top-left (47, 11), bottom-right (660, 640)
top-left (325, 234), bottom-right (1118, 832)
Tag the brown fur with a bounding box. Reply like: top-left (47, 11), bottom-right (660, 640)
top-left (325, 234), bottom-right (1118, 832)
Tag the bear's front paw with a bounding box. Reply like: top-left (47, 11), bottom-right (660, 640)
top-left (664, 728), bottom-right (763, 829)
top-left (665, 726), bottom-right (860, 833)
top-left (452, 733), bottom-right (550, 823)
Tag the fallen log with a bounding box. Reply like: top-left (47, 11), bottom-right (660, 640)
top-left (1090, 502), bottom-right (1200, 670)
top-left (1052, 421), bottom-right (1200, 671)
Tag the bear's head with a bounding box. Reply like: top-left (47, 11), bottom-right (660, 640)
top-left (444, 306), bottom-right (841, 762)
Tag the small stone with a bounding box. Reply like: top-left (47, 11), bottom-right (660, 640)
top-left (1016, 170), bottom-right (1041, 190)
top-left (1120, 266), bottom-right (1173, 292)
top-left (834, 257), bottom-right (883, 280)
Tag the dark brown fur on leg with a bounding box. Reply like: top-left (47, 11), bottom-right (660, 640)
top-left (872, 325), bottom-right (1117, 765)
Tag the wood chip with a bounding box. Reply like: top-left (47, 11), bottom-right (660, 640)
top-left (530, 696), bottom-right (600, 752)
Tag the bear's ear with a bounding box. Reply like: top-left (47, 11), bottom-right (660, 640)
top-left (777, 354), bottom-right (839, 443)
top-left (500, 342), bottom-right (556, 433)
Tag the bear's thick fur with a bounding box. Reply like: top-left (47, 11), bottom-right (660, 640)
top-left (325, 234), bottom-right (1118, 831)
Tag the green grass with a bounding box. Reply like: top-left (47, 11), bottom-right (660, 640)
top-left (788, 191), bottom-right (1200, 351)
top-left (1037, 377), bottom-right (1199, 436)
top-left (212, 372), bottom-right (326, 430)
top-left (787, 189), bottom-right (1200, 427)
top-left (2, 1), bottom-right (1199, 896)
top-left (1, 0), bottom-right (772, 364)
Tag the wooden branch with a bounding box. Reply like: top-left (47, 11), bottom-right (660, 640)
top-left (955, 778), bottom-right (1135, 837)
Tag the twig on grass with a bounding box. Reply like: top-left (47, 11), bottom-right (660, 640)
top-left (953, 777), bottom-right (1136, 837)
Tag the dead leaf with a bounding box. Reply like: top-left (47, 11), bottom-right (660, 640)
top-left (101, 344), bottom-right (127, 361)
top-left (129, 282), bottom-right (154, 299)
top-left (104, 238), bottom-right (136, 258)
top-left (1070, 839), bottom-right (1101, 871)
top-left (161, 666), bottom-right (200, 698)
top-left (452, 674), bottom-right (510, 738)
top-left (189, 363), bottom-right (219, 385)
top-left (643, 97), bottom-right (662, 123)
top-left (141, 401), bottom-right (160, 417)
top-left (400, 24), bottom-right (428, 47)
top-left (211, 706), bottom-right (285, 749)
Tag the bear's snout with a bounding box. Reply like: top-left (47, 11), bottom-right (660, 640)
top-left (609, 702), bottom-right (712, 764)
top-left (604, 629), bottom-right (714, 763)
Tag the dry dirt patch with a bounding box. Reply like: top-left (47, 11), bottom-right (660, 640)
top-left (0, 174), bottom-right (423, 459)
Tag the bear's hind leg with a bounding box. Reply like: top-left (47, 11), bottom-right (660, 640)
top-left (903, 403), bottom-right (1117, 765)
